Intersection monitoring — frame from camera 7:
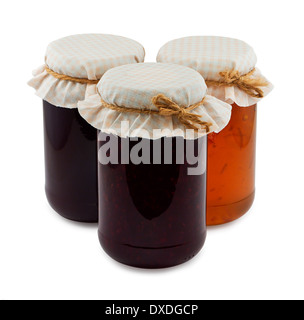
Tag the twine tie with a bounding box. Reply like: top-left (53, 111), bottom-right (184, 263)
top-left (45, 66), bottom-right (99, 85)
top-left (101, 94), bottom-right (211, 133)
top-left (206, 68), bottom-right (269, 98)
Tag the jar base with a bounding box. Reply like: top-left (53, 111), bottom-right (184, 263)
top-left (45, 188), bottom-right (98, 223)
top-left (207, 191), bottom-right (255, 226)
top-left (98, 231), bottom-right (206, 269)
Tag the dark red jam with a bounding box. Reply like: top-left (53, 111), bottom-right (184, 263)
top-left (43, 101), bottom-right (98, 222)
top-left (98, 133), bottom-right (207, 269)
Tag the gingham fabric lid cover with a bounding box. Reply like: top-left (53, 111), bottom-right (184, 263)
top-left (28, 34), bottom-right (145, 109)
top-left (157, 36), bottom-right (273, 107)
top-left (78, 63), bottom-right (232, 139)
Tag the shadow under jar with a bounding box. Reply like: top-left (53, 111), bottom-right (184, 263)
top-left (43, 101), bottom-right (98, 222)
top-left (98, 134), bottom-right (207, 269)
top-left (207, 103), bottom-right (257, 225)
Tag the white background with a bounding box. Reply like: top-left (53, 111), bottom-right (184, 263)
top-left (0, 0), bottom-right (303, 300)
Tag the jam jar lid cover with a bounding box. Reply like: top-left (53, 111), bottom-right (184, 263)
top-left (157, 36), bottom-right (273, 107)
top-left (78, 63), bottom-right (232, 140)
top-left (28, 34), bottom-right (145, 109)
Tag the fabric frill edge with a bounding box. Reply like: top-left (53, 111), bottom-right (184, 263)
top-left (207, 68), bottom-right (274, 107)
top-left (27, 65), bottom-right (96, 109)
top-left (78, 94), bottom-right (232, 140)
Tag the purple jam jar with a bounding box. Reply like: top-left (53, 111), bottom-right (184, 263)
top-left (28, 34), bottom-right (145, 222)
top-left (43, 101), bottom-right (98, 222)
top-left (97, 133), bottom-right (207, 269)
top-left (77, 62), bottom-right (232, 268)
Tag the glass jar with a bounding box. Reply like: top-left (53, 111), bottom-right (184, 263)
top-left (207, 103), bottom-right (257, 225)
top-left (43, 101), bottom-right (98, 222)
top-left (98, 134), bottom-right (207, 269)
top-left (28, 34), bottom-right (145, 222)
top-left (78, 62), bottom-right (231, 268)
top-left (157, 36), bottom-right (273, 226)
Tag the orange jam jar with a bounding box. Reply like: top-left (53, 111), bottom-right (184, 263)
top-left (207, 103), bottom-right (256, 225)
top-left (157, 36), bottom-right (273, 225)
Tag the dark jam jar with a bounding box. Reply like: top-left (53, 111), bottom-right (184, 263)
top-left (98, 133), bottom-right (207, 269)
top-left (43, 101), bottom-right (98, 222)
top-left (28, 34), bottom-right (146, 223)
top-left (78, 62), bottom-right (231, 268)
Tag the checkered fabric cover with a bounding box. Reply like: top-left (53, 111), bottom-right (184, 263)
top-left (157, 36), bottom-right (273, 107)
top-left (78, 63), bottom-right (232, 139)
top-left (28, 34), bottom-right (145, 109)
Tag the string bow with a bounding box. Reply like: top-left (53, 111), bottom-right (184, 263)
top-left (152, 94), bottom-right (210, 133)
top-left (207, 68), bottom-right (269, 98)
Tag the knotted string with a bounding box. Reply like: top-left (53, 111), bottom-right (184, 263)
top-left (45, 66), bottom-right (99, 85)
top-left (100, 94), bottom-right (211, 133)
top-left (46, 65), bottom-right (269, 99)
top-left (206, 68), bottom-right (269, 98)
